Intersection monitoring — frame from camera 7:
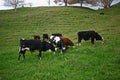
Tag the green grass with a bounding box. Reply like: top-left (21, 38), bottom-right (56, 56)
top-left (0, 4), bottom-right (120, 80)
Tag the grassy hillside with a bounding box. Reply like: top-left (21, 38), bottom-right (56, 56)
top-left (0, 3), bottom-right (120, 80)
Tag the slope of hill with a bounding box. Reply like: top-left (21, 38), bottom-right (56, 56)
top-left (0, 3), bottom-right (120, 80)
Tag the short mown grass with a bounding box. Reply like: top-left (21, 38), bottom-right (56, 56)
top-left (0, 4), bottom-right (120, 80)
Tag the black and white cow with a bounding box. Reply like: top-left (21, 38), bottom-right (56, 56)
top-left (49, 35), bottom-right (66, 53)
top-left (77, 30), bottom-right (104, 45)
top-left (42, 33), bottom-right (62, 41)
top-left (18, 39), bottom-right (55, 61)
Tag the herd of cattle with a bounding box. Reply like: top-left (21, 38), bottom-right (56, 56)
top-left (18, 30), bottom-right (104, 61)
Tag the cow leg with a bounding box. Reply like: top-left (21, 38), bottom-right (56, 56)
top-left (61, 48), bottom-right (64, 54)
top-left (60, 40), bottom-right (66, 54)
top-left (18, 50), bottom-right (26, 61)
top-left (55, 47), bottom-right (57, 51)
top-left (60, 46), bottom-right (64, 54)
top-left (91, 38), bottom-right (95, 44)
top-left (61, 50), bottom-right (63, 54)
top-left (78, 38), bottom-right (82, 46)
top-left (61, 47), bottom-right (66, 54)
top-left (38, 51), bottom-right (42, 60)
top-left (18, 52), bottom-right (22, 61)
top-left (18, 47), bottom-right (22, 61)
top-left (23, 53), bottom-right (26, 60)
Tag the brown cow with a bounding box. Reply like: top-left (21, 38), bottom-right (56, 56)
top-left (61, 37), bottom-right (74, 47)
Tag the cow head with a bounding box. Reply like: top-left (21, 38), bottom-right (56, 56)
top-left (34, 34), bottom-right (40, 40)
top-left (43, 34), bottom-right (49, 41)
top-left (95, 33), bottom-right (104, 43)
top-left (49, 43), bottom-right (56, 52)
top-left (42, 41), bottom-right (56, 52)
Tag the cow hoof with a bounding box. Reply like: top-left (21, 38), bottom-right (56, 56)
top-left (39, 58), bottom-right (41, 60)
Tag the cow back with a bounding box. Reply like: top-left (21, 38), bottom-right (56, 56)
top-left (61, 37), bottom-right (74, 46)
top-left (20, 39), bottom-right (42, 51)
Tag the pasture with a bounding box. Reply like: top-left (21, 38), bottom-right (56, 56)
top-left (0, 4), bottom-right (120, 80)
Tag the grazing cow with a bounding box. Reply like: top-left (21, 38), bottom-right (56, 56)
top-left (42, 33), bottom-right (62, 41)
top-left (77, 30), bottom-right (103, 45)
top-left (61, 37), bottom-right (74, 47)
top-left (18, 39), bottom-right (55, 61)
top-left (50, 35), bottom-right (66, 53)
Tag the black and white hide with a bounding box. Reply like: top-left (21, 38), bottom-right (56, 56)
top-left (18, 39), bottom-right (55, 61)
top-left (49, 35), bottom-right (66, 54)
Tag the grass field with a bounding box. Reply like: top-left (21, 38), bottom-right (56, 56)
top-left (0, 3), bottom-right (120, 80)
